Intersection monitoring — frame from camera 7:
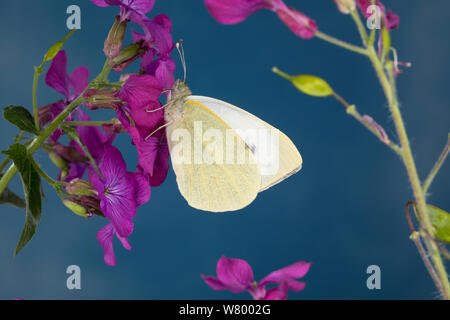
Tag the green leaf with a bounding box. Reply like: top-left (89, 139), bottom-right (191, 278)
top-left (42, 29), bottom-right (76, 64)
top-left (0, 184), bottom-right (26, 209)
top-left (428, 204), bottom-right (450, 244)
top-left (272, 68), bottom-right (334, 97)
top-left (2, 144), bottom-right (42, 256)
top-left (3, 105), bottom-right (38, 135)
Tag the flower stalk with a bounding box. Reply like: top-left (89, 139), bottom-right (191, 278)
top-left (348, 12), bottom-right (450, 299)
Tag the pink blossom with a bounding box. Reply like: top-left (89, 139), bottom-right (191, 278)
top-left (202, 256), bottom-right (311, 300)
top-left (204, 0), bottom-right (318, 39)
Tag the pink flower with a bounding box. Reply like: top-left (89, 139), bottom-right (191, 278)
top-left (356, 0), bottom-right (399, 30)
top-left (204, 0), bottom-right (317, 39)
top-left (202, 256), bottom-right (311, 300)
top-left (91, 0), bottom-right (155, 23)
top-left (90, 145), bottom-right (151, 266)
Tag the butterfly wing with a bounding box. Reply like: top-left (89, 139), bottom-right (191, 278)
top-left (188, 96), bottom-right (302, 192)
top-left (166, 100), bottom-right (261, 212)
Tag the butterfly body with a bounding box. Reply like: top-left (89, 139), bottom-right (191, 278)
top-left (164, 80), bottom-right (302, 212)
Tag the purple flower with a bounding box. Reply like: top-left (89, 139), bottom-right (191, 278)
top-left (117, 108), bottom-right (170, 187)
top-left (44, 50), bottom-right (90, 142)
top-left (118, 74), bottom-right (164, 129)
top-left (356, 0), bottom-right (399, 30)
top-left (90, 145), bottom-right (150, 239)
top-left (91, 0), bottom-right (155, 23)
top-left (204, 0), bottom-right (318, 39)
top-left (202, 256), bottom-right (311, 300)
top-left (97, 223), bottom-right (132, 266)
top-left (132, 14), bottom-right (176, 89)
top-left (45, 50), bottom-right (90, 103)
top-left (55, 110), bottom-right (116, 182)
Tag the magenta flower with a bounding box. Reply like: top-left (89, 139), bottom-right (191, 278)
top-left (44, 50), bottom-right (90, 142)
top-left (204, 0), bottom-right (318, 39)
top-left (118, 74), bottom-right (164, 129)
top-left (202, 256), bottom-right (311, 300)
top-left (97, 223), bottom-right (132, 266)
top-left (45, 50), bottom-right (90, 103)
top-left (117, 108), bottom-right (170, 187)
top-left (132, 14), bottom-right (176, 89)
top-left (356, 0), bottom-right (399, 30)
top-left (90, 145), bottom-right (150, 239)
top-left (91, 0), bottom-right (155, 23)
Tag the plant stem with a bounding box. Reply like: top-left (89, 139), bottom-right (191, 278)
top-left (368, 45), bottom-right (450, 300)
top-left (346, 10), bottom-right (450, 299)
top-left (32, 65), bottom-right (44, 132)
top-left (315, 31), bottom-right (368, 56)
top-left (0, 94), bottom-right (86, 196)
top-left (423, 133), bottom-right (450, 194)
top-left (64, 121), bottom-right (116, 127)
top-left (332, 92), bottom-right (402, 154)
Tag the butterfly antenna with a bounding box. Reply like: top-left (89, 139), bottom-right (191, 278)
top-left (176, 40), bottom-right (187, 82)
top-left (145, 121), bottom-right (173, 140)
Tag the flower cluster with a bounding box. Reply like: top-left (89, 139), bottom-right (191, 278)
top-left (39, 0), bottom-right (174, 266)
top-left (202, 256), bottom-right (311, 300)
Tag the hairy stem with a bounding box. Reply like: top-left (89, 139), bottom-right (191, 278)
top-left (367, 43), bottom-right (450, 300)
top-left (423, 133), bottom-right (450, 194)
top-left (315, 31), bottom-right (368, 56)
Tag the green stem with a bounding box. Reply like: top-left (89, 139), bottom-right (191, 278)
top-left (350, 10), bottom-right (370, 46)
top-left (30, 155), bottom-right (65, 188)
top-left (346, 9), bottom-right (450, 299)
top-left (422, 133), bottom-right (450, 194)
top-left (0, 94), bottom-right (87, 196)
top-left (64, 121), bottom-right (116, 127)
top-left (32, 65), bottom-right (44, 132)
top-left (335, 96), bottom-right (402, 155)
top-left (368, 47), bottom-right (450, 300)
top-left (315, 31), bottom-right (368, 56)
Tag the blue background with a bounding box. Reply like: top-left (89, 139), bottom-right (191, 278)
top-left (0, 0), bottom-right (449, 300)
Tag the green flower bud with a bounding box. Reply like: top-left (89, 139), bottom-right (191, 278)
top-left (66, 179), bottom-right (97, 197)
top-left (63, 199), bottom-right (88, 218)
top-left (104, 16), bottom-right (128, 60)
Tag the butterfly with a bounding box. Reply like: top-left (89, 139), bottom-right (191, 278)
top-left (159, 79), bottom-right (302, 213)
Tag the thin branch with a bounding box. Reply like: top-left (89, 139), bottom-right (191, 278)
top-left (423, 133), bottom-right (450, 194)
top-left (315, 31), bottom-right (368, 56)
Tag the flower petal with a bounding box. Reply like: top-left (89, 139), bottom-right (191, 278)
top-left (99, 145), bottom-right (127, 186)
top-left (134, 172), bottom-right (151, 207)
top-left (204, 0), bottom-right (274, 24)
top-left (216, 256), bottom-right (255, 293)
top-left (259, 261), bottom-right (311, 287)
top-left (97, 223), bottom-right (117, 266)
top-left (119, 74), bottom-right (163, 110)
top-left (275, 6), bottom-right (318, 39)
top-left (201, 275), bottom-right (228, 291)
top-left (70, 66), bottom-right (90, 100)
top-left (45, 51), bottom-right (70, 99)
top-left (264, 286), bottom-right (287, 300)
top-left (124, 0), bottom-right (156, 16)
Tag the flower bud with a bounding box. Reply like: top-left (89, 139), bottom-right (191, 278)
top-left (84, 89), bottom-right (119, 110)
top-left (52, 144), bottom-right (87, 163)
top-left (49, 151), bottom-right (68, 171)
top-left (63, 199), bottom-right (89, 218)
top-left (104, 16), bottom-right (128, 60)
top-left (333, 0), bottom-right (356, 14)
top-left (111, 41), bottom-right (146, 72)
top-left (275, 7), bottom-right (318, 39)
top-left (102, 118), bottom-right (126, 134)
top-left (66, 179), bottom-right (97, 197)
